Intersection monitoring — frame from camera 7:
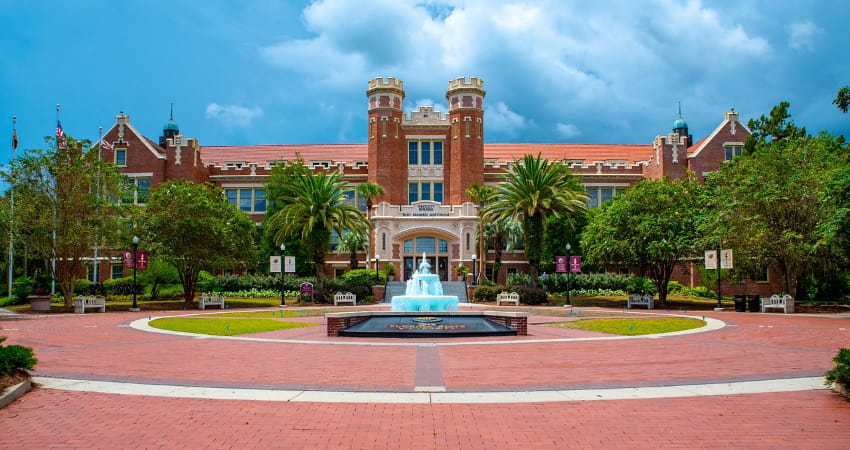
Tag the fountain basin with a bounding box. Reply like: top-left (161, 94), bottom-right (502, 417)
top-left (391, 295), bottom-right (459, 312)
top-left (327, 311), bottom-right (528, 337)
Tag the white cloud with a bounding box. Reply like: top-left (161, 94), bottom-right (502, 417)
top-left (556, 123), bottom-right (581, 138)
top-left (788, 21), bottom-right (821, 50)
top-left (486, 101), bottom-right (528, 138)
top-left (205, 103), bottom-right (263, 128)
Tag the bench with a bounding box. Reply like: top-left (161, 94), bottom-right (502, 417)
top-left (762, 294), bottom-right (793, 313)
top-left (627, 294), bottom-right (653, 309)
top-left (74, 296), bottom-right (106, 314)
top-left (333, 291), bottom-right (357, 306)
top-left (198, 294), bottom-right (225, 310)
top-left (496, 291), bottom-right (520, 306)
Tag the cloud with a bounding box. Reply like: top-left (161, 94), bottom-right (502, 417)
top-left (788, 21), bottom-right (821, 50)
top-left (205, 103), bottom-right (263, 128)
top-left (486, 102), bottom-right (528, 138)
top-left (556, 123), bottom-right (581, 138)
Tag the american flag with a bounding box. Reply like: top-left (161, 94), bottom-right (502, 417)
top-left (56, 120), bottom-right (66, 145)
top-left (99, 138), bottom-right (112, 151)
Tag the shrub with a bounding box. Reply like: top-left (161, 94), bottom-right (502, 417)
top-left (341, 269), bottom-right (382, 287)
top-left (12, 276), bottom-right (32, 303)
top-left (825, 348), bottom-right (850, 387)
top-left (104, 277), bottom-right (139, 296)
top-left (75, 279), bottom-right (93, 295)
top-left (506, 272), bottom-right (531, 286)
top-left (514, 286), bottom-right (548, 305)
top-left (0, 336), bottom-right (37, 377)
top-left (472, 285), bottom-right (506, 303)
top-left (627, 277), bottom-right (657, 295)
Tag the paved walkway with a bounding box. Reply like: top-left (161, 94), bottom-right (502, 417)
top-left (1, 307), bottom-right (849, 449)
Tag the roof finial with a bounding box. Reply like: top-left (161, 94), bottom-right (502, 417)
top-left (170, 102), bottom-right (174, 120)
top-left (677, 101), bottom-right (682, 118)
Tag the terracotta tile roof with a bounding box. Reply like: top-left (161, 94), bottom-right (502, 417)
top-left (200, 142), bottom-right (653, 166)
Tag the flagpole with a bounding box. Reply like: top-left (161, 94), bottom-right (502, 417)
top-left (8, 116), bottom-right (17, 298)
top-left (92, 126), bottom-right (102, 286)
top-left (52, 104), bottom-right (59, 294)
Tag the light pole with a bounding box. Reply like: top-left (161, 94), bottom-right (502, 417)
top-left (565, 243), bottom-right (571, 306)
top-left (375, 254), bottom-right (380, 284)
top-left (471, 254), bottom-right (477, 285)
top-left (280, 243), bottom-right (286, 307)
top-left (130, 236), bottom-right (140, 311)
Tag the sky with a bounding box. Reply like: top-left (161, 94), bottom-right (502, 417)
top-left (2, 0), bottom-right (848, 166)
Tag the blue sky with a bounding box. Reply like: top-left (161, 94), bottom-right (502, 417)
top-left (2, 0), bottom-right (848, 166)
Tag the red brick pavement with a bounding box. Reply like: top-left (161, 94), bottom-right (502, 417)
top-left (1, 309), bottom-right (849, 448)
top-left (1, 389), bottom-right (848, 449)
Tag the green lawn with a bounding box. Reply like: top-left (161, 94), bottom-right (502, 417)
top-left (148, 317), bottom-right (318, 336)
top-left (545, 317), bottom-right (705, 335)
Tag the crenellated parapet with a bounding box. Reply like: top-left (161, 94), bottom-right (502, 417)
top-left (404, 105), bottom-right (449, 125)
top-left (446, 77), bottom-right (485, 111)
top-left (367, 77), bottom-right (405, 111)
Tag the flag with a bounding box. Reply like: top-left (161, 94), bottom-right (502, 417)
top-left (56, 120), bottom-right (66, 145)
top-left (12, 129), bottom-right (18, 150)
top-left (99, 138), bottom-right (112, 151)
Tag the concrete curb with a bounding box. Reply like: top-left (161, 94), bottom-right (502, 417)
top-left (0, 378), bottom-right (32, 409)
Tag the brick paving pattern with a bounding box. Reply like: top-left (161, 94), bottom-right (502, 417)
top-left (1, 308), bottom-right (849, 448)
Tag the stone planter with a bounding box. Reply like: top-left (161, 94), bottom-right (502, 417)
top-left (832, 381), bottom-right (848, 398)
top-left (28, 295), bottom-right (52, 312)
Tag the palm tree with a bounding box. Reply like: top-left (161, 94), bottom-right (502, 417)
top-left (336, 229), bottom-right (368, 270)
top-left (466, 183), bottom-right (495, 283)
top-left (482, 154), bottom-right (588, 288)
top-left (356, 182), bottom-right (385, 267)
top-left (484, 215), bottom-right (523, 284)
top-left (267, 167), bottom-right (370, 290)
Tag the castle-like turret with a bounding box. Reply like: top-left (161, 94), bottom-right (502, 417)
top-left (367, 77), bottom-right (406, 205)
top-left (445, 77), bottom-right (485, 204)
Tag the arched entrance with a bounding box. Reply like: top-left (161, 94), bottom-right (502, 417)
top-left (402, 236), bottom-right (450, 281)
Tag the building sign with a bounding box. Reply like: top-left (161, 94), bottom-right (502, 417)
top-left (400, 203), bottom-right (451, 217)
top-left (555, 256), bottom-right (567, 273)
top-left (299, 282), bottom-right (314, 297)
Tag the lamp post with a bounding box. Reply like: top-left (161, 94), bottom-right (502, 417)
top-left (565, 243), bottom-right (571, 306)
top-left (280, 244), bottom-right (286, 307)
top-left (130, 236), bottom-right (140, 311)
top-left (375, 254), bottom-right (380, 284)
top-left (471, 254), bottom-right (477, 285)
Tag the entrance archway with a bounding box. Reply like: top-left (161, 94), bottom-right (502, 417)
top-left (402, 236), bottom-right (450, 281)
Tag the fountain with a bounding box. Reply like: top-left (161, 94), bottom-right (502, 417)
top-left (391, 253), bottom-right (459, 312)
top-left (332, 253), bottom-right (521, 337)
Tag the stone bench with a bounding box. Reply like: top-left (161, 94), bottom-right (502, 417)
top-left (333, 291), bottom-right (357, 306)
top-left (762, 294), bottom-right (793, 313)
top-left (496, 291), bottom-right (520, 306)
top-left (74, 296), bottom-right (106, 314)
top-left (198, 294), bottom-right (225, 310)
top-left (627, 294), bottom-right (653, 309)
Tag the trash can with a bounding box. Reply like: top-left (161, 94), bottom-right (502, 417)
top-left (733, 295), bottom-right (746, 312)
top-left (747, 295), bottom-right (761, 312)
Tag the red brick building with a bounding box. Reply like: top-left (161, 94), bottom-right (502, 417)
top-left (97, 76), bottom-right (775, 294)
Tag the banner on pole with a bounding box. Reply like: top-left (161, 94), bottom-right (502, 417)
top-left (555, 256), bottom-right (567, 273)
top-left (720, 249), bottom-right (733, 269)
top-left (704, 250), bottom-right (717, 270)
top-left (284, 256), bottom-right (296, 273)
top-left (569, 256), bottom-right (582, 273)
top-left (270, 256), bottom-right (281, 273)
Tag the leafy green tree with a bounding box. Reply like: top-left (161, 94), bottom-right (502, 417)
top-left (266, 161), bottom-right (370, 290)
top-left (483, 154), bottom-right (588, 288)
top-left (466, 183), bottom-right (495, 282)
top-left (2, 137), bottom-right (127, 306)
top-left (706, 131), bottom-right (848, 298)
top-left (744, 101), bottom-right (806, 154)
top-left (581, 175), bottom-right (706, 305)
top-left (138, 179), bottom-right (257, 304)
top-left (835, 86), bottom-right (850, 113)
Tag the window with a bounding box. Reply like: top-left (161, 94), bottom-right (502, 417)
top-left (408, 183), bottom-right (419, 204)
top-left (115, 148), bottom-right (127, 166)
top-left (122, 177), bottom-right (151, 205)
top-left (407, 139), bottom-right (444, 166)
top-left (111, 264), bottom-right (124, 279)
top-left (585, 186), bottom-right (626, 208)
top-left (408, 182), bottom-right (443, 204)
top-left (225, 188), bottom-right (267, 213)
top-left (725, 145), bottom-right (743, 161)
